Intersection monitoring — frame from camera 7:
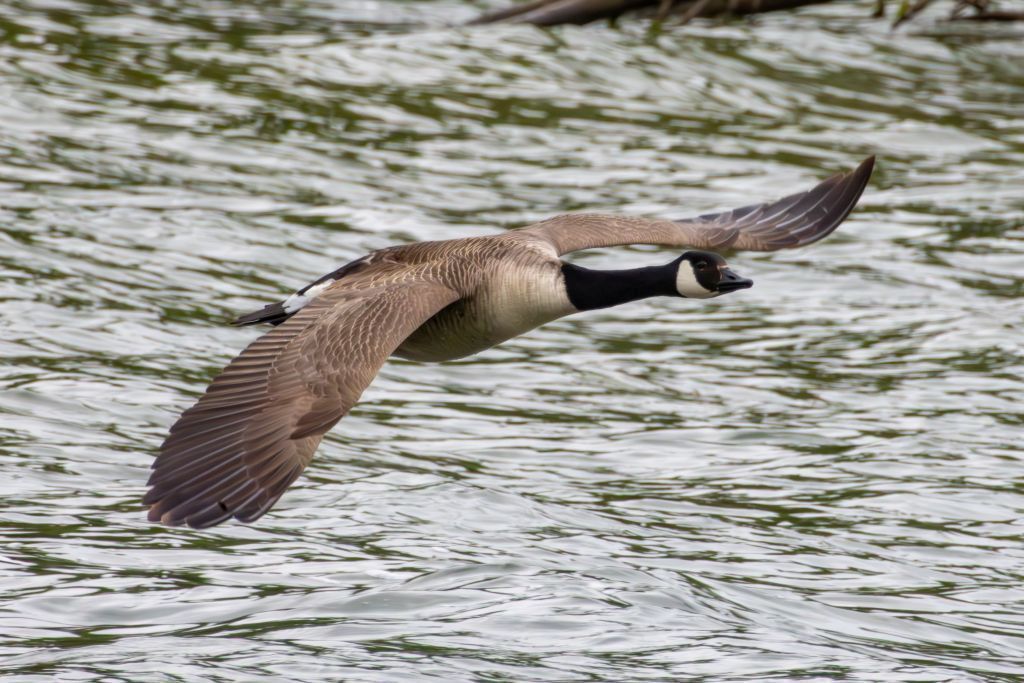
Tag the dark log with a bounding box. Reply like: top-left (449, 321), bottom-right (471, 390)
top-left (468, 0), bottom-right (652, 25)
top-left (952, 9), bottom-right (1024, 17)
top-left (469, 0), bottom-right (850, 25)
top-left (468, 0), bottom-right (1023, 25)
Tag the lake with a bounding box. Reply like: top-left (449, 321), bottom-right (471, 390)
top-left (1, 1), bottom-right (1023, 680)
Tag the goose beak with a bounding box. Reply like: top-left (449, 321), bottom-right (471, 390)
top-left (716, 268), bottom-right (753, 294)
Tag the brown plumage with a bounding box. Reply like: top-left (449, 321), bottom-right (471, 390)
top-left (146, 156), bottom-right (874, 528)
top-left (521, 155), bottom-right (873, 254)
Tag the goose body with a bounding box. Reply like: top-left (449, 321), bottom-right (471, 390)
top-left (396, 240), bottom-right (572, 361)
top-left (146, 156), bottom-right (874, 528)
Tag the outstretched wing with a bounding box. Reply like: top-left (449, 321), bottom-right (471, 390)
top-left (145, 278), bottom-right (460, 528)
top-left (517, 156), bottom-right (874, 256)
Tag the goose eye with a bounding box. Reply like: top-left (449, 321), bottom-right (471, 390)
top-left (695, 261), bottom-right (708, 270)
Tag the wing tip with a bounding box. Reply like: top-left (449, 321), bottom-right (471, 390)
top-left (848, 154), bottom-right (876, 201)
top-left (145, 495), bottom-right (251, 529)
top-left (145, 494), bottom-right (287, 530)
top-left (762, 153), bottom-right (877, 250)
top-left (144, 435), bottom-right (312, 529)
top-left (812, 153), bottom-right (876, 246)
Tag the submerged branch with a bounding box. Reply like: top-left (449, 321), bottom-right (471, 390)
top-left (468, 0), bottom-right (652, 25)
top-left (951, 9), bottom-right (1024, 17)
top-left (469, 0), bottom-right (847, 25)
top-left (469, 0), bottom-right (1023, 25)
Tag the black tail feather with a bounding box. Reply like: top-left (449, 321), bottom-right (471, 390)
top-left (231, 255), bottom-right (374, 327)
top-left (231, 301), bottom-right (290, 327)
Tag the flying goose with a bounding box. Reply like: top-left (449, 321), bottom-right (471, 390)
top-left (146, 156), bottom-right (874, 528)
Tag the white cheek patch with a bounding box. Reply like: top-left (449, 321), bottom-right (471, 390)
top-left (675, 265), bottom-right (716, 299)
top-left (283, 279), bottom-right (335, 314)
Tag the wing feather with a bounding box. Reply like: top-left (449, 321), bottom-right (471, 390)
top-left (517, 156), bottom-right (874, 256)
top-left (145, 277), bottom-right (460, 528)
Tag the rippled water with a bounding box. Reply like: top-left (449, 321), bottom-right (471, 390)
top-left (2, 1), bottom-right (1023, 680)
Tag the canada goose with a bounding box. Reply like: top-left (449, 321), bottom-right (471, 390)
top-left (146, 156), bottom-right (874, 528)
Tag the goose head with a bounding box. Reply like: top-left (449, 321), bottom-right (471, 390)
top-left (674, 251), bottom-right (753, 299)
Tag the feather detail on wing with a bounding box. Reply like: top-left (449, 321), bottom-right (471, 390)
top-left (145, 278), bottom-right (460, 528)
top-left (516, 156), bottom-right (874, 256)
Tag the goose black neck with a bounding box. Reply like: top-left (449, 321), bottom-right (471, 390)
top-left (561, 261), bottom-right (678, 312)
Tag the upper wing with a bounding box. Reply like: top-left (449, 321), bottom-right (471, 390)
top-left (145, 278), bottom-right (460, 528)
top-left (516, 156), bottom-right (874, 256)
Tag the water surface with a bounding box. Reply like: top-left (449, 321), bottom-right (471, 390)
top-left (1, 1), bottom-right (1023, 680)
